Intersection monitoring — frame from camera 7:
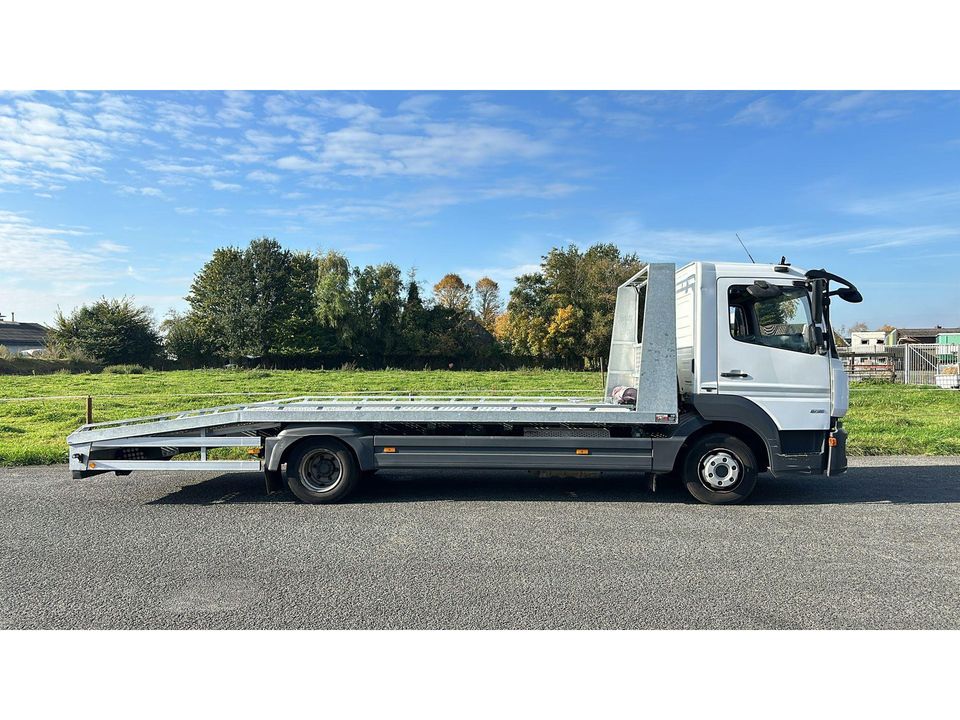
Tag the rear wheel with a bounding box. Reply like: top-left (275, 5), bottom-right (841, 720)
top-left (285, 438), bottom-right (359, 504)
top-left (681, 433), bottom-right (758, 505)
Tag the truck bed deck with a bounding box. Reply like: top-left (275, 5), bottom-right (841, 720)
top-left (68, 394), bottom-right (640, 445)
top-left (67, 263), bottom-right (681, 478)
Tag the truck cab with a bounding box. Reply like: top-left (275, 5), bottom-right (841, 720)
top-left (672, 260), bottom-right (857, 501)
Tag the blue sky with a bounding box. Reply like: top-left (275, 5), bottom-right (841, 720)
top-left (1, 90), bottom-right (959, 330)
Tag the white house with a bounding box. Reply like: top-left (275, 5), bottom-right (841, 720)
top-left (0, 318), bottom-right (49, 355)
top-left (850, 330), bottom-right (887, 354)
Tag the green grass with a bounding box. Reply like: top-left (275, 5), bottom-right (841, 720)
top-left (1, 369), bottom-right (958, 465)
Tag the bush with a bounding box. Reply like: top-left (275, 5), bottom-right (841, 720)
top-left (0, 345), bottom-right (14, 360)
top-left (854, 377), bottom-right (895, 385)
top-left (50, 297), bottom-right (161, 366)
top-left (102, 364), bottom-right (147, 375)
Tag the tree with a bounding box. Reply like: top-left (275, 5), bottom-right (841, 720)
top-left (161, 311), bottom-right (215, 368)
top-left (315, 250), bottom-right (354, 352)
top-left (503, 244), bottom-right (644, 366)
top-left (399, 269), bottom-right (429, 355)
top-left (352, 263), bottom-right (404, 360)
top-left (849, 322), bottom-right (869, 332)
top-left (51, 296), bottom-right (161, 366)
top-left (187, 237), bottom-right (317, 361)
top-left (433, 273), bottom-right (473, 313)
top-left (186, 245), bottom-right (254, 361)
top-left (474, 277), bottom-right (503, 331)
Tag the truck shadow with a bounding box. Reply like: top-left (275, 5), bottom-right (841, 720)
top-left (147, 464), bottom-right (960, 506)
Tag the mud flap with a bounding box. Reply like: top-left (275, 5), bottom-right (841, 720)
top-left (264, 468), bottom-right (285, 494)
top-left (826, 426), bottom-right (847, 476)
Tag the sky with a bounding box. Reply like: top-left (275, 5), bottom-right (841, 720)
top-left (1, 90), bottom-right (959, 331)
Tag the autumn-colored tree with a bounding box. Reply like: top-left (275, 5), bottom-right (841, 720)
top-left (504, 244), bottom-right (644, 366)
top-left (474, 277), bottom-right (503, 330)
top-left (492, 312), bottom-right (512, 343)
top-left (433, 273), bottom-right (473, 313)
top-left (545, 304), bottom-right (582, 360)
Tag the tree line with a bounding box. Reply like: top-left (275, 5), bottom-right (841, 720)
top-left (50, 237), bottom-right (644, 370)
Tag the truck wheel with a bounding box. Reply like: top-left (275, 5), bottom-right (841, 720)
top-left (681, 433), bottom-right (758, 505)
top-left (285, 438), bottom-right (358, 504)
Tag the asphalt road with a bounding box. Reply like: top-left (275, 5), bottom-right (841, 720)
top-left (2, 458), bottom-right (959, 629)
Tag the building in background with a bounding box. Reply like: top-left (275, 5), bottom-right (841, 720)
top-left (888, 326), bottom-right (960, 345)
top-left (846, 330), bottom-right (894, 380)
top-left (0, 314), bottom-right (49, 355)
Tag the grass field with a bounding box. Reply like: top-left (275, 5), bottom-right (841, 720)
top-left (1, 369), bottom-right (958, 465)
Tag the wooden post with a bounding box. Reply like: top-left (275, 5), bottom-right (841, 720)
top-left (86, 395), bottom-right (93, 424)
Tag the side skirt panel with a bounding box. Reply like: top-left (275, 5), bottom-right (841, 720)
top-left (372, 435), bottom-right (654, 471)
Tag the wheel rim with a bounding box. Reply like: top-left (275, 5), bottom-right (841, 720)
top-left (299, 449), bottom-right (343, 493)
top-left (698, 449), bottom-right (742, 492)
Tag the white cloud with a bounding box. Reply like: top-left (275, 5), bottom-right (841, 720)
top-left (93, 94), bottom-right (143, 130)
top-left (730, 96), bottom-right (789, 127)
top-left (143, 159), bottom-right (227, 177)
top-left (254, 178), bottom-right (580, 225)
top-left (397, 94), bottom-right (441, 115)
top-left (244, 129), bottom-right (294, 148)
top-left (573, 95), bottom-right (653, 130)
top-left (119, 185), bottom-right (165, 197)
top-left (211, 180), bottom-right (242, 191)
top-left (246, 170), bottom-right (280, 183)
top-left (313, 97), bottom-right (380, 124)
top-left (151, 100), bottom-right (220, 143)
top-left (217, 91), bottom-right (255, 125)
top-left (478, 181), bottom-right (580, 200)
top-left (276, 155), bottom-right (325, 171)
top-left (96, 240), bottom-right (129, 253)
top-left (840, 186), bottom-right (960, 216)
top-left (0, 97), bottom-right (131, 188)
top-left (0, 210), bottom-right (134, 319)
top-left (276, 123), bottom-right (553, 178)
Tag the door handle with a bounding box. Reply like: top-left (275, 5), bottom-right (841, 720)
top-left (721, 371), bottom-right (749, 378)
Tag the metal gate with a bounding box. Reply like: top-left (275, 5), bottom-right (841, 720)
top-left (839, 343), bottom-right (960, 386)
top-left (904, 343), bottom-right (960, 387)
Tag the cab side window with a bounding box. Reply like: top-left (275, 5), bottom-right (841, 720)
top-left (728, 285), bottom-right (816, 354)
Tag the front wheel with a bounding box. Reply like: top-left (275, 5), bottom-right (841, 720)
top-left (681, 433), bottom-right (758, 505)
top-left (285, 438), bottom-right (359, 504)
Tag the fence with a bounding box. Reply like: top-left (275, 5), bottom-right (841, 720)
top-left (839, 343), bottom-right (960, 387)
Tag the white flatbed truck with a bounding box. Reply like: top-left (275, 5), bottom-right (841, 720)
top-left (67, 259), bottom-right (861, 504)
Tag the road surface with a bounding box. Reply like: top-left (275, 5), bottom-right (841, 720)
top-left (1, 457), bottom-right (958, 629)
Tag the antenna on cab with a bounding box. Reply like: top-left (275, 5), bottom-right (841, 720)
top-left (735, 232), bottom-right (756, 264)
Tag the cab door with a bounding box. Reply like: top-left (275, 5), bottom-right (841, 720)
top-left (716, 277), bottom-right (831, 430)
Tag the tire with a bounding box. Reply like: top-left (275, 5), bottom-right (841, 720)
top-left (680, 432), bottom-right (758, 505)
top-left (285, 438), bottom-right (359, 504)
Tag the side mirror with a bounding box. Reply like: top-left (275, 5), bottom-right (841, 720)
top-left (837, 287), bottom-right (863, 304)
